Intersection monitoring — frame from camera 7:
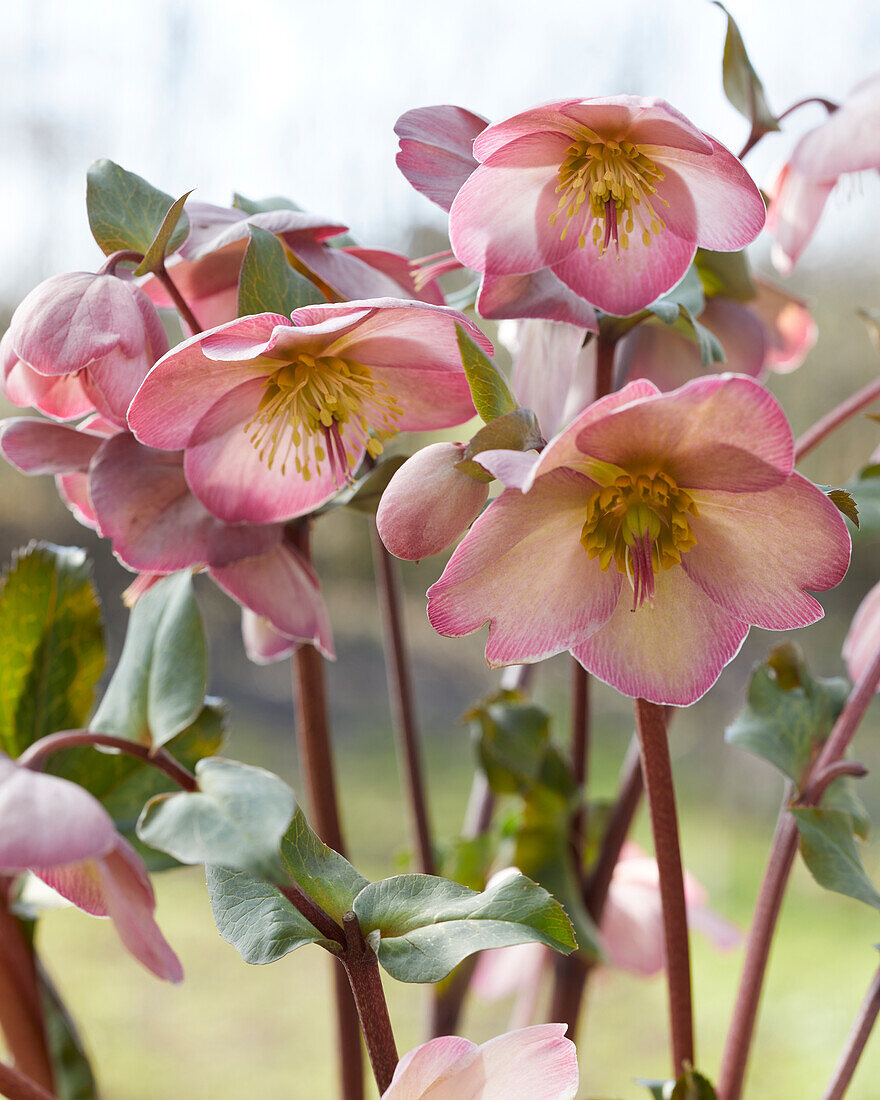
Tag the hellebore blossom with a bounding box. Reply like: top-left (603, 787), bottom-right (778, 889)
top-left (376, 442), bottom-right (490, 560)
top-left (401, 97), bottom-right (765, 318)
top-left (381, 1025), bottom-right (578, 1100)
top-left (0, 271), bottom-right (168, 424)
top-left (427, 375), bottom-right (850, 705)
top-left (768, 74), bottom-right (880, 273)
top-left (128, 300), bottom-right (489, 525)
top-left (843, 578), bottom-right (880, 690)
top-left (0, 754), bottom-right (182, 982)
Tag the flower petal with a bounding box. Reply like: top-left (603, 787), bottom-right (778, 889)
top-left (473, 100), bottom-right (584, 160)
top-left (0, 417), bottom-right (107, 475)
top-left (382, 1035), bottom-right (477, 1098)
top-left (766, 165), bottom-right (834, 275)
top-left (508, 319), bottom-right (597, 438)
top-left (240, 610), bottom-right (299, 665)
top-left (791, 77), bottom-right (880, 179)
top-left (682, 473), bottom-right (851, 629)
top-left (2, 334), bottom-right (96, 420)
top-left (451, 1024), bottom-right (578, 1100)
top-left (477, 270), bottom-right (599, 330)
top-left (396, 104), bottom-right (487, 211)
top-left (843, 580), bottom-right (880, 691)
top-left (750, 279), bottom-right (816, 374)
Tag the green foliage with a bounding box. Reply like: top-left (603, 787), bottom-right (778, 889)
top-left (792, 808), bottom-right (880, 910)
top-left (456, 325), bottom-right (518, 423)
top-left (353, 869), bottom-right (577, 983)
top-left (137, 758), bottom-right (295, 878)
top-left (725, 644), bottom-right (850, 786)
top-left (695, 248), bottom-right (756, 301)
top-left (279, 808), bottom-right (370, 923)
top-left (825, 488), bottom-right (860, 528)
top-left (437, 833), bottom-right (496, 893)
top-left (846, 463), bottom-right (880, 536)
top-left (232, 192), bottom-right (302, 214)
top-left (86, 159), bottom-right (189, 257)
top-left (456, 408), bottom-right (544, 482)
top-left (0, 543), bottom-right (104, 758)
top-left (238, 224), bottom-right (326, 316)
top-left (91, 572), bottom-right (206, 749)
top-left (134, 191), bottom-right (193, 276)
top-left (713, 3), bottom-right (779, 135)
top-left (638, 1067), bottom-right (717, 1099)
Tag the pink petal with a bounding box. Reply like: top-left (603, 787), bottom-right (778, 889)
top-left (508, 319), bottom-right (597, 438)
top-left (555, 97), bottom-right (714, 155)
top-left (791, 77), bottom-right (880, 180)
top-left (288, 238), bottom-right (422, 303)
top-left (395, 105), bottom-right (488, 211)
top-left (0, 417), bottom-right (107, 475)
top-left (477, 270), bottom-right (599, 330)
top-left (472, 99), bottom-right (586, 161)
top-left (181, 202), bottom-right (346, 261)
top-left (453, 1025), bottom-right (578, 1100)
top-left (427, 471), bottom-right (621, 666)
top-left (750, 280), bottom-right (816, 373)
top-left (2, 348), bottom-right (96, 421)
top-left (210, 542), bottom-right (335, 660)
top-left (475, 449), bottom-right (542, 491)
top-left (342, 248), bottom-right (446, 305)
top-left (240, 609), bottom-right (299, 665)
top-left (682, 473), bottom-right (850, 630)
top-left (89, 433), bottom-right (282, 571)
top-left (57, 472), bottom-right (98, 528)
top-left (198, 313), bottom-right (300, 361)
top-left (843, 580), bottom-right (880, 691)
top-left (601, 878), bottom-right (665, 975)
top-left (383, 1036), bottom-right (477, 1098)
top-left (766, 164), bottom-right (834, 275)
top-left (572, 566), bottom-right (750, 705)
top-left (688, 904), bottom-right (742, 951)
top-left (470, 943), bottom-right (548, 1001)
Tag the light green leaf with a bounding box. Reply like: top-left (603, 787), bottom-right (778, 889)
top-left (695, 249), bottom-right (757, 301)
top-left (353, 869), bottom-right (577, 983)
top-left (137, 758), bottom-right (295, 878)
top-left (713, 3), bottom-right (779, 134)
top-left (86, 159), bottom-right (190, 257)
top-left (457, 408), bottom-right (544, 481)
top-left (456, 325), bottom-right (517, 423)
top-left (91, 572), bottom-right (205, 749)
top-left (232, 193), bottom-right (302, 214)
top-left (647, 266), bottom-right (706, 321)
top-left (0, 543), bottom-right (104, 758)
top-left (238, 224), bottom-right (325, 317)
top-left (280, 807), bottom-right (369, 923)
top-left (134, 191), bottom-right (194, 276)
top-left (792, 807), bottom-right (880, 910)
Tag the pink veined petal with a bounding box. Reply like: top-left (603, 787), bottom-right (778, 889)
top-left (182, 377), bottom-right (344, 524)
top-left (651, 137), bottom-right (766, 251)
top-left (749, 279), bottom-right (816, 373)
top-left (197, 312), bottom-right (299, 361)
top-left (3, 357), bottom-right (96, 421)
top-left (790, 79), bottom-right (880, 179)
top-left (570, 374), bottom-right (794, 493)
top-left (572, 566), bottom-right (750, 706)
top-left (287, 238), bottom-right (419, 303)
top-left (477, 270), bottom-right (599, 330)
top-left (342, 248), bottom-right (446, 305)
top-left (394, 106), bottom-right (488, 195)
top-left (843, 580), bottom-right (880, 691)
top-left (0, 760), bottom-right (117, 869)
top-left (209, 542), bottom-right (335, 661)
top-left (382, 1036), bottom-right (477, 1099)
top-left (181, 203), bottom-right (346, 261)
top-left (89, 433), bottom-right (282, 572)
top-left (240, 609), bottom-right (299, 665)
top-left (427, 470), bottom-right (621, 666)
top-left (766, 164), bottom-right (835, 275)
top-left (0, 417), bottom-right (107, 475)
top-left (472, 100), bottom-right (585, 161)
top-left (683, 473), bottom-right (851, 630)
top-left (474, 449), bottom-right (542, 491)
top-left (601, 878), bottom-right (665, 975)
top-left (451, 1024), bottom-right (579, 1100)
top-left (56, 472), bottom-right (98, 529)
top-left (566, 98), bottom-right (715, 155)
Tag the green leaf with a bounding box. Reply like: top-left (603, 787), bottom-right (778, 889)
top-left (637, 1069), bottom-right (716, 1100)
top-left (48, 702), bottom-right (226, 872)
top-left (206, 865), bottom-right (332, 963)
top-left (725, 644), bottom-right (849, 786)
top-left (846, 464), bottom-right (880, 536)
top-left (137, 758), bottom-right (295, 878)
top-left (647, 266), bottom-right (706, 321)
top-left (713, 3), bottom-right (779, 134)
top-left (456, 325), bottom-right (517, 423)
top-left (344, 456), bottom-right (408, 515)
top-left (438, 833), bottom-right (496, 893)
top-left (91, 572), bottom-right (205, 749)
top-left (280, 807), bottom-right (369, 923)
top-left (0, 543), bottom-right (104, 757)
top-left (86, 159), bottom-right (190, 257)
top-left (238, 224), bottom-right (326, 316)
top-left (695, 249), bottom-right (757, 301)
top-left (826, 488), bottom-right (860, 528)
top-left (353, 869), bottom-right (577, 983)
top-left (792, 807), bottom-right (880, 910)
top-left (823, 777), bottom-right (871, 841)
top-left (456, 408), bottom-right (544, 481)
top-left (133, 191), bottom-right (194, 276)
top-left (232, 192), bottom-right (302, 214)
top-left (38, 964), bottom-right (98, 1100)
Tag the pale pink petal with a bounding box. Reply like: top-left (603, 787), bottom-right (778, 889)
top-left (508, 319), bottom-right (597, 437)
top-left (477, 270), bottom-right (599, 329)
top-left (682, 473), bottom-right (850, 629)
top-left (791, 78), bottom-right (880, 179)
top-left (450, 1024), bottom-right (578, 1100)
top-left (471, 943), bottom-right (548, 1001)
top-left (57, 472), bottom-right (97, 528)
top-left (89, 433), bottom-right (282, 571)
top-left (427, 471), bottom-right (621, 666)
top-left (0, 417), bottom-right (106, 474)
top-left (601, 878), bottom-right (665, 974)
top-left (472, 100), bottom-right (584, 160)
top-left (572, 566), bottom-right (749, 705)
top-left (382, 1035), bottom-right (477, 1099)
top-left (240, 609), bottom-right (299, 665)
top-left (2, 353), bottom-right (96, 421)
top-left (197, 313), bottom-right (300, 361)
top-left (474, 449), bottom-right (542, 490)
top-left (210, 542), bottom-right (335, 660)
top-left (557, 97), bottom-right (714, 154)
top-left (687, 904), bottom-right (742, 951)
top-left (750, 279), bottom-right (816, 373)
top-left (396, 104), bottom-right (487, 211)
top-left (767, 164), bottom-right (835, 275)
top-left (843, 580), bottom-right (880, 691)
top-left (342, 248), bottom-right (446, 305)
top-left (181, 202), bottom-right (345, 261)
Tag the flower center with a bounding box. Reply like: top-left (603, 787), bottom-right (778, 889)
top-left (549, 135), bottom-right (668, 255)
top-left (244, 354), bottom-right (403, 481)
top-left (580, 471), bottom-right (698, 610)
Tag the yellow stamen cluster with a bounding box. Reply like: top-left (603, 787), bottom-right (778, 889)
top-left (580, 471), bottom-right (698, 609)
top-left (549, 134), bottom-right (668, 254)
top-left (244, 354), bottom-right (403, 481)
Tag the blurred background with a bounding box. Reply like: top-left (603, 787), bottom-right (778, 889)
top-left (1, 0), bottom-right (879, 1096)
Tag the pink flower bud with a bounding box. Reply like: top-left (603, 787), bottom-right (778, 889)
top-left (377, 442), bottom-right (489, 560)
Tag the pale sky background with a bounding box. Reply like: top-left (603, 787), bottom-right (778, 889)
top-left (1, 0), bottom-right (879, 304)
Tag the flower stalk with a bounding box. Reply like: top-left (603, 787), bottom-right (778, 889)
top-left (821, 962), bottom-right (880, 1100)
top-left (341, 913), bottom-right (399, 1093)
top-left (0, 895), bottom-right (54, 1094)
top-left (794, 374), bottom-right (880, 462)
top-left (18, 731), bottom-right (198, 791)
top-left (0, 1058), bottom-right (56, 1100)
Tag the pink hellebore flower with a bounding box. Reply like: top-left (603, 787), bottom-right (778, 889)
top-left (128, 300), bottom-right (489, 525)
top-left (843, 577), bottom-right (880, 690)
top-left (0, 272), bottom-right (168, 425)
top-left (376, 442), bottom-right (490, 560)
top-left (428, 375), bottom-right (850, 705)
top-left (768, 74), bottom-right (880, 273)
top-left (0, 754), bottom-right (182, 982)
top-left (442, 97), bottom-right (765, 317)
top-left (381, 1025), bottom-right (578, 1100)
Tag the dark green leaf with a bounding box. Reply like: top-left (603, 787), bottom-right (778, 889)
top-left (456, 325), bottom-right (517, 423)
top-left (713, 3), bottom-right (779, 134)
top-left (695, 249), bottom-right (757, 301)
top-left (792, 807), bottom-right (880, 910)
top-left (353, 869), bottom-right (577, 983)
top-left (438, 833), bottom-right (496, 893)
top-left (238, 224), bottom-right (325, 316)
top-left (86, 159), bottom-right (190, 257)
top-left (0, 543), bottom-right (104, 757)
top-left (137, 757), bottom-right (295, 878)
top-left (826, 488), bottom-right (860, 528)
top-left (38, 963), bottom-right (98, 1100)
top-left (344, 456), bottom-right (408, 515)
top-left (637, 1069), bottom-right (716, 1100)
top-left (91, 572), bottom-right (205, 749)
top-left (725, 644), bottom-right (849, 785)
top-left (133, 191), bottom-right (193, 276)
top-left (280, 807), bottom-right (369, 923)
top-left (457, 408), bottom-right (544, 481)
top-left (232, 193), bottom-right (302, 214)
top-left (823, 776), bottom-right (871, 841)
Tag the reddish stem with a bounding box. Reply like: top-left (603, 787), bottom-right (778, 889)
top-left (794, 374), bottom-right (880, 462)
top-left (341, 914), bottom-right (399, 1093)
top-left (277, 883), bottom-right (345, 948)
top-left (776, 96), bottom-right (839, 123)
top-left (154, 260), bottom-right (203, 335)
top-left (821, 963), bottom-right (880, 1100)
top-left (0, 900), bottom-right (54, 1094)
top-left (0, 1059), bottom-right (56, 1100)
top-left (18, 731), bottom-right (197, 791)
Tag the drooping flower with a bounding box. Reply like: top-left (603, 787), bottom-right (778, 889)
top-left (427, 375), bottom-right (850, 705)
top-left (0, 754), bottom-right (182, 982)
top-left (768, 74), bottom-right (880, 273)
top-left (441, 97), bottom-right (765, 317)
top-left (376, 442), bottom-right (490, 560)
top-left (381, 1025), bottom-right (578, 1100)
top-left (0, 271), bottom-right (168, 424)
top-left (128, 299), bottom-right (489, 525)
top-left (843, 577), bottom-right (880, 690)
